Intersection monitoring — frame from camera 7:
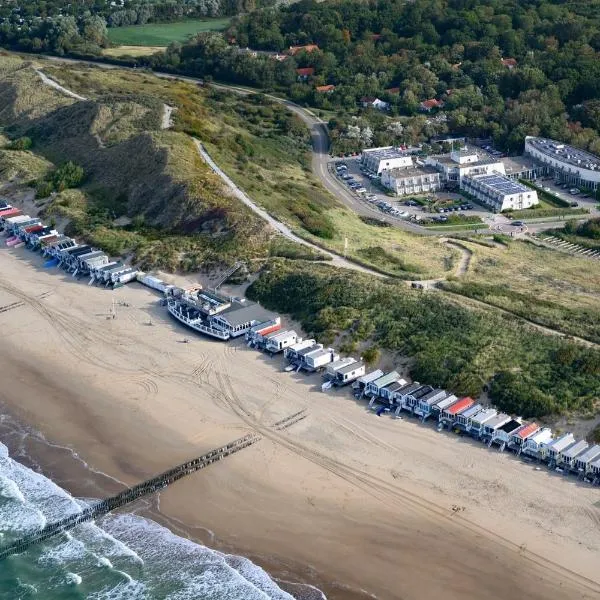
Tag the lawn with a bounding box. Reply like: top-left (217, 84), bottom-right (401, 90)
top-left (106, 18), bottom-right (231, 46)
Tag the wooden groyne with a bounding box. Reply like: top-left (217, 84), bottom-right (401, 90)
top-left (0, 433), bottom-right (259, 560)
top-left (0, 409), bottom-right (307, 561)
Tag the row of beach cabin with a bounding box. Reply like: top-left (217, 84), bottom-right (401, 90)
top-left (5, 198), bottom-right (596, 485)
top-left (244, 317), bottom-right (600, 485)
top-left (0, 201), bottom-right (138, 287)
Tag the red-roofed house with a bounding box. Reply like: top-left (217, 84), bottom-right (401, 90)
top-left (501, 57), bottom-right (517, 69)
top-left (315, 84), bottom-right (335, 93)
top-left (419, 98), bottom-right (444, 112)
top-left (296, 67), bottom-right (315, 81)
top-left (509, 422), bottom-right (540, 450)
top-left (288, 44), bottom-right (320, 56)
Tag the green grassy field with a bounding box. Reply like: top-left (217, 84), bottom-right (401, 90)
top-left (106, 18), bottom-right (230, 46)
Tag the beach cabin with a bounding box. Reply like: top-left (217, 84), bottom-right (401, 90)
top-left (335, 361), bottom-right (365, 386)
top-left (284, 340), bottom-right (317, 362)
top-left (454, 403), bottom-right (483, 430)
top-left (489, 419), bottom-right (523, 451)
top-left (291, 344), bottom-right (323, 370)
top-left (77, 252), bottom-right (109, 275)
top-left (111, 267), bottom-right (138, 287)
top-left (573, 445), bottom-right (600, 476)
top-left (521, 428), bottom-right (553, 459)
top-left (543, 433), bottom-right (576, 466)
top-left (431, 392), bottom-right (460, 421)
top-left (246, 319), bottom-right (281, 345)
top-left (480, 413), bottom-right (511, 440)
top-left (413, 389), bottom-right (448, 420)
top-left (301, 348), bottom-right (338, 372)
top-left (352, 369), bottom-right (384, 395)
top-left (439, 396), bottom-right (475, 428)
top-left (378, 379), bottom-right (408, 405)
top-left (589, 457), bottom-right (600, 482)
top-left (558, 440), bottom-right (589, 472)
top-left (365, 371), bottom-right (401, 401)
top-left (264, 330), bottom-right (300, 354)
top-left (400, 385), bottom-right (433, 413)
top-left (508, 422), bottom-right (540, 453)
top-left (324, 357), bottom-right (356, 380)
top-left (392, 382), bottom-right (424, 413)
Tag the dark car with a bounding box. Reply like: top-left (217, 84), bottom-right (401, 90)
top-left (512, 220), bottom-right (524, 226)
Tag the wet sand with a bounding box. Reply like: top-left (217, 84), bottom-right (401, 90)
top-left (1, 246), bottom-right (599, 600)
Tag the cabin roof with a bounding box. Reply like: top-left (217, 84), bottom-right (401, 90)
top-left (471, 408), bottom-right (497, 423)
top-left (513, 422), bottom-right (539, 439)
top-left (434, 394), bottom-right (459, 411)
top-left (527, 428), bottom-right (553, 444)
top-left (446, 397), bottom-right (475, 416)
top-left (338, 360), bottom-right (364, 375)
top-left (420, 389), bottom-right (447, 405)
top-left (561, 440), bottom-right (588, 459)
top-left (358, 369), bottom-right (383, 384)
top-left (308, 348), bottom-right (335, 360)
top-left (371, 371), bottom-right (400, 388)
top-left (328, 357), bottom-right (355, 370)
top-left (575, 445), bottom-right (600, 464)
top-left (483, 413), bottom-right (510, 429)
top-left (220, 302), bottom-right (276, 327)
top-left (267, 330), bottom-right (296, 342)
top-left (461, 404), bottom-right (483, 419)
top-left (498, 419), bottom-right (522, 434)
top-left (546, 433), bottom-right (575, 452)
top-left (395, 382), bottom-right (422, 397)
top-left (412, 385), bottom-right (434, 399)
top-left (297, 344), bottom-right (321, 357)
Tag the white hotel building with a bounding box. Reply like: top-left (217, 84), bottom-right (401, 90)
top-left (524, 136), bottom-right (600, 191)
top-left (461, 173), bottom-right (539, 212)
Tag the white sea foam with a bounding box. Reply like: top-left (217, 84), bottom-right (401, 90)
top-left (98, 557), bottom-right (113, 568)
top-left (65, 572), bottom-right (82, 585)
top-left (0, 430), bottom-right (326, 600)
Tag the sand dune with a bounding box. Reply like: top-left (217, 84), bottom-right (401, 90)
top-left (0, 246), bottom-right (599, 600)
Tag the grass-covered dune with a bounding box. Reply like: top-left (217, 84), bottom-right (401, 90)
top-left (0, 56), bottom-right (271, 271)
top-left (248, 260), bottom-right (600, 420)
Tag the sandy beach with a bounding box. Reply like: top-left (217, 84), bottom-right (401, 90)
top-left (1, 245), bottom-right (599, 600)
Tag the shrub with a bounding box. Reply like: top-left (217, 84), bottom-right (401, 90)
top-left (7, 137), bottom-right (32, 151)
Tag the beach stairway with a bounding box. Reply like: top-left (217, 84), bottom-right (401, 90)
top-left (214, 261), bottom-right (243, 289)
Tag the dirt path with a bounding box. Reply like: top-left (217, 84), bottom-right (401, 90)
top-left (194, 140), bottom-right (384, 277)
top-left (445, 239), bottom-right (473, 275)
top-left (161, 104), bottom-right (175, 129)
top-left (34, 68), bottom-right (87, 101)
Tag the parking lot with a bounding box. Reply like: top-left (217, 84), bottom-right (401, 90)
top-left (533, 178), bottom-right (599, 215)
top-left (333, 158), bottom-right (493, 225)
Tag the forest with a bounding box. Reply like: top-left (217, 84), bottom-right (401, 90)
top-left (2, 0), bottom-right (600, 152)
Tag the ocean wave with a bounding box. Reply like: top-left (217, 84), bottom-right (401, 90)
top-left (0, 430), bottom-right (323, 600)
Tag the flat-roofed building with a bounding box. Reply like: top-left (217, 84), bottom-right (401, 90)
top-left (426, 147), bottom-right (505, 186)
top-left (361, 147), bottom-right (413, 174)
top-left (380, 164), bottom-right (442, 196)
top-left (524, 136), bottom-right (600, 191)
top-left (461, 172), bottom-right (539, 212)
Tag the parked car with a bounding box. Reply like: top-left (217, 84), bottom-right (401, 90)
top-left (512, 220), bottom-right (524, 226)
top-left (355, 187), bottom-right (367, 194)
top-left (569, 188), bottom-right (580, 195)
top-left (570, 201), bottom-right (579, 207)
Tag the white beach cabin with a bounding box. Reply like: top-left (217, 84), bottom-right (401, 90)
top-left (489, 419), bottom-right (523, 451)
top-left (284, 339), bottom-right (316, 361)
top-left (413, 389), bottom-right (449, 420)
top-left (377, 379), bottom-right (409, 406)
top-left (521, 428), bottom-right (554, 459)
top-left (543, 433), bottom-right (576, 465)
top-left (366, 371), bottom-right (401, 400)
top-left (265, 330), bottom-right (300, 353)
top-left (334, 360), bottom-right (365, 386)
top-left (480, 413), bottom-right (511, 440)
top-left (558, 440), bottom-right (589, 472)
top-left (353, 369), bottom-right (384, 395)
top-left (573, 444), bottom-right (600, 476)
top-left (454, 403), bottom-right (482, 430)
top-left (301, 348), bottom-right (339, 372)
top-left (508, 422), bottom-right (540, 453)
top-left (392, 382), bottom-right (424, 414)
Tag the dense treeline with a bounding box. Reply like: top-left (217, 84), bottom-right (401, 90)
top-left (224, 0), bottom-right (600, 151)
top-left (247, 260), bottom-right (600, 418)
top-left (0, 0), bottom-right (271, 55)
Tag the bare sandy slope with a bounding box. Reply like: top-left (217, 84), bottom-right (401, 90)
top-left (0, 247), bottom-right (599, 600)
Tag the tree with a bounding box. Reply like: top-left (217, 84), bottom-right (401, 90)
top-left (82, 15), bottom-right (108, 47)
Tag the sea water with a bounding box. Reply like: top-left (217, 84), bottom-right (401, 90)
top-left (0, 435), bottom-right (324, 600)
